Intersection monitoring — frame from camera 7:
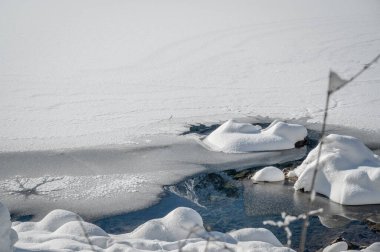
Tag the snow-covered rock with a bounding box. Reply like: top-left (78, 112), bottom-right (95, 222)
top-left (252, 166), bottom-right (285, 182)
top-left (203, 120), bottom-right (307, 153)
top-left (292, 134), bottom-right (380, 205)
top-left (13, 206), bottom-right (294, 251)
top-left (0, 202), bottom-right (17, 252)
top-left (322, 241), bottom-right (348, 252)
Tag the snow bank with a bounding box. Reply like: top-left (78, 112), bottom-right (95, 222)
top-left (292, 134), bottom-right (380, 205)
top-left (13, 207), bottom-right (294, 251)
top-left (252, 166), bottom-right (285, 182)
top-left (0, 202), bottom-right (17, 252)
top-left (203, 120), bottom-right (307, 153)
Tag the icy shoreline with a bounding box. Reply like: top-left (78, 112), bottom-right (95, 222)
top-left (0, 133), bottom-right (307, 220)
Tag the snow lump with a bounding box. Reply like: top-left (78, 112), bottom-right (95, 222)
top-left (252, 166), bottom-right (285, 182)
top-left (203, 120), bottom-right (307, 153)
top-left (291, 134), bottom-right (380, 205)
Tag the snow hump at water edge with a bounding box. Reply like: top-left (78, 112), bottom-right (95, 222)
top-left (252, 166), bottom-right (285, 182)
top-left (203, 120), bottom-right (307, 153)
top-left (292, 134), bottom-right (380, 205)
top-left (0, 202), bottom-right (17, 252)
top-left (12, 206), bottom-right (296, 251)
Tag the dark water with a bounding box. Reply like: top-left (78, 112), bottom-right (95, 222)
top-left (95, 127), bottom-right (380, 251)
top-left (95, 170), bottom-right (380, 251)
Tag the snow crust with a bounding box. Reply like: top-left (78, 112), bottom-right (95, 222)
top-left (252, 166), bottom-right (285, 182)
top-left (203, 120), bottom-right (307, 153)
top-left (292, 134), bottom-right (380, 205)
top-left (13, 206), bottom-right (294, 252)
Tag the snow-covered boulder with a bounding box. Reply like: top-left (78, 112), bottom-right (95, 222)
top-left (322, 241), bottom-right (348, 252)
top-left (0, 202), bottom-right (17, 252)
top-left (252, 166), bottom-right (285, 182)
top-left (203, 120), bottom-right (307, 153)
top-left (292, 134), bottom-right (380, 205)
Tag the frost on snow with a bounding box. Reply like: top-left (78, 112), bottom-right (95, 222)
top-left (203, 120), bottom-right (307, 153)
top-left (12, 206), bottom-right (295, 252)
top-left (252, 166), bottom-right (285, 182)
top-left (291, 134), bottom-right (380, 205)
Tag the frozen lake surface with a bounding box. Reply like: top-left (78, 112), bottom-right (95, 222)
top-left (1, 0), bottom-right (380, 250)
top-left (1, 0), bottom-right (380, 153)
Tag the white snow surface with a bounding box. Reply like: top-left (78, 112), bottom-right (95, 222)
top-left (203, 120), bottom-right (307, 153)
top-left (12, 206), bottom-right (295, 252)
top-left (292, 134), bottom-right (380, 205)
top-left (1, 0), bottom-right (380, 152)
top-left (252, 166), bottom-right (285, 182)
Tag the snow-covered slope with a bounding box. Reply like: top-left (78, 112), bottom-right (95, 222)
top-left (1, 0), bottom-right (380, 152)
top-left (292, 134), bottom-right (380, 205)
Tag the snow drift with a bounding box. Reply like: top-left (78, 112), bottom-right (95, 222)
top-left (203, 120), bottom-right (307, 153)
top-left (13, 206), bottom-right (294, 251)
top-left (291, 134), bottom-right (380, 205)
top-left (252, 166), bottom-right (285, 182)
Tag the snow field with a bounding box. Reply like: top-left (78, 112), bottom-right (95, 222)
top-left (1, 0), bottom-right (380, 152)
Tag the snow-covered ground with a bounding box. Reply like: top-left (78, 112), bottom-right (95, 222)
top-left (1, 0), bottom-right (380, 250)
top-left (1, 0), bottom-right (380, 234)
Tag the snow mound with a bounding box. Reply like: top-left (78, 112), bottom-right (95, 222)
top-left (322, 241), bottom-right (348, 252)
top-left (128, 207), bottom-right (204, 241)
top-left (323, 241), bottom-right (380, 252)
top-left (252, 166), bottom-right (285, 182)
top-left (0, 202), bottom-right (17, 252)
top-left (203, 120), bottom-right (307, 153)
top-left (13, 209), bottom-right (82, 233)
top-left (13, 206), bottom-right (294, 251)
top-left (228, 228), bottom-right (283, 246)
top-left (292, 134), bottom-right (380, 205)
